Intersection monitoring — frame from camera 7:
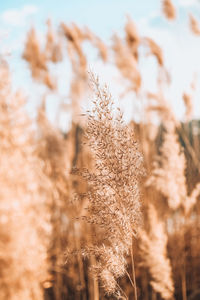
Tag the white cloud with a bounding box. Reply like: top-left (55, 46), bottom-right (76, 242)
top-left (133, 8), bottom-right (200, 120)
top-left (178, 0), bottom-right (199, 7)
top-left (1, 5), bottom-right (38, 27)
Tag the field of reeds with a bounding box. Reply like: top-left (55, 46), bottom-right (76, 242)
top-left (1, 1), bottom-right (200, 299)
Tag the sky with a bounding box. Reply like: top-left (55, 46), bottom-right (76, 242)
top-left (0, 0), bottom-right (200, 128)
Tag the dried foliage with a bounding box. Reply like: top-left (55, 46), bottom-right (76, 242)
top-left (146, 121), bottom-right (187, 210)
top-left (162, 0), bottom-right (176, 20)
top-left (1, 5), bottom-right (200, 300)
top-left (140, 204), bottom-right (174, 299)
top-left (79, 75), bottom-right (144, 297)
top-left (0, 61), bottom-right (51, 300)
top-left (182, 92), bottom-right (193, 121)
top-left (143, 37), bottom-right (164, 66)
top-left (125, 16), bottom-right (140, 60)
top-left (23, 26), bottom-right (58, 90)
top-left (146, 120), bottom-right (200, 215)
top-left (189, 14), bottom-right (200, 35)
top-left (112, 34), bottom-right (141, 93)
